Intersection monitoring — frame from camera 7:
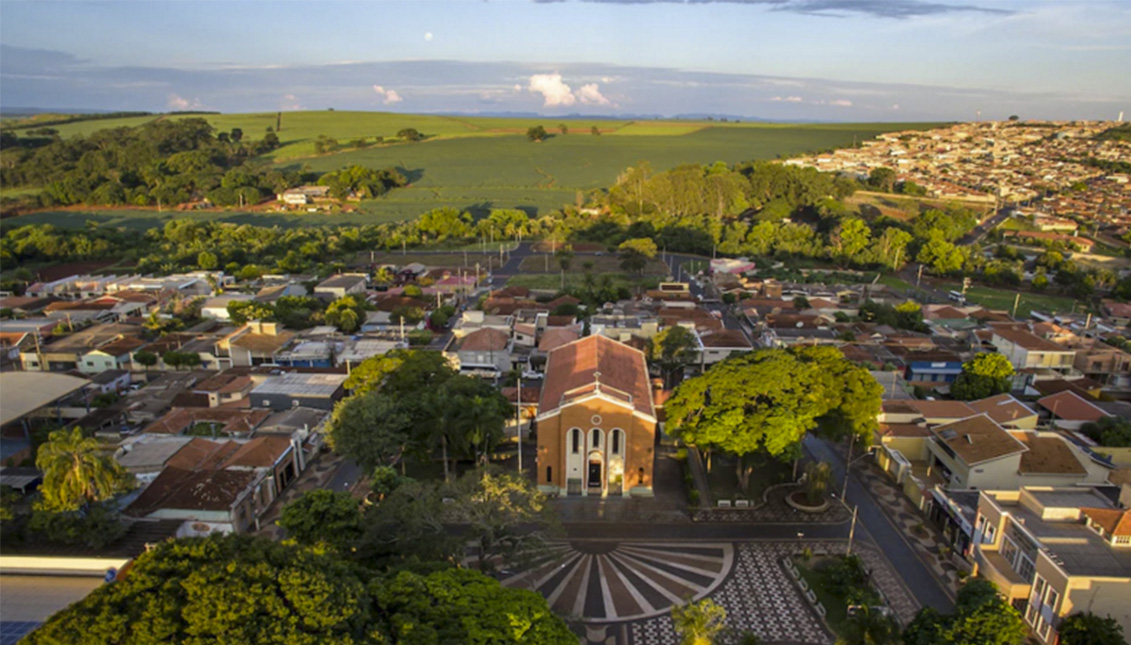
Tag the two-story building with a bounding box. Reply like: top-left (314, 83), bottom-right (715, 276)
top-left (990, 326), bottom-right (1077, 375)
top-left (973, 487), bottom-right (1131, 645)
top-left (443, 327), bottom-right (512, 378)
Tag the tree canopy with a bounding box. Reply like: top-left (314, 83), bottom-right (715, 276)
top-left (951, 353), bottom-right (1014, 401)
top-left (1057, 612), bottom-right (1127, 645)
top-left (35, 427), bottom-right (133, 512)
top-left (902, 578), bottom-right (1027, 645)
top-left (26, 534), bottom-right (574, 645)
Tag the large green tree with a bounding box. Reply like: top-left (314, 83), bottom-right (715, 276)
top-left (277, 489), bottom-right (363, 549)
top-left (951, 353), bottom-right (1014, 401)
top-left (666, 350), bottom-right (825, 490)
top-left (324, 295), bottom-right (366, 333)
top-left (903, 578), bottom-right (1027, 645)
top-left (650, 325), bottom-right (701, 388)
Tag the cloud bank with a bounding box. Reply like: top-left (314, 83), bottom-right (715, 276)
top-left (527, 73), bottom-right (611, 107)
top-left (533, 0), bottom-right (1014, 19)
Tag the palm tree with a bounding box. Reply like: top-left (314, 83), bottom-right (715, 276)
top-left (460, 394), bottom-right (507, 466)
top-left (36, 427), bottom-right (132, 512)
top-left (805, 461), bottom-right (832, 506)
top-left (671, 597), bottom-right (727, 645)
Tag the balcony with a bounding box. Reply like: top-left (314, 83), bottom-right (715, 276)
top-left (976, 547), bottom-right (1032, 600)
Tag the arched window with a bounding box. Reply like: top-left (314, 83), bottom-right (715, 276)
top-left (611, 429), bottom-right (622, 455)
top-left (589, 429), bottom-right (603, 451)
top-left (571, 428), bottom-right (581, 454)
top-left (638, 467), bottom-right (645, 484)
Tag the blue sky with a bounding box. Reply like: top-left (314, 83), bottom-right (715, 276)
top-left (1, 0), bottom-right (1128, 120)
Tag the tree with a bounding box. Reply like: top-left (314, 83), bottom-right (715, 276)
top-left (666, 350), bottom-right (828, 491)
top-left (804, 461), bottom-right (831, 505)
top-left (618, 237), bottom-right (658, 274)
top-left (1057, 612), bottom-right (1127, 645)
top-left (227, 299), bottom-right (275, 325)
top-left (650, 324), bottom-right (700, 388)
top-left (447, 468), bottom-right (557, 573)
top-left (558, 123), bottom-right (568, 135)
top-left (133, 349), bottom-right (157, 372)
top-left (324, 295), bottom-right (365, 333)
top-left (342, 350), bottom-right (407, 394)
top-left (671, 597), bottom-right (727, 645)
top-left (951, 353), bottom-right (1014, 400)
top-left (372, 567), bottom-right (575, 644)
top-left (196, 250), bottom-right (218, 270)
top-left (1080, 416), bottom-right (1131, 448)
top-left (35, 427), bottom-right (133, 512)
top-left (868, 167), bottom-right (897, 192)
top-left (526, 125), bottom-right (548, 142)
top-left (591, 125), bottom-right (601, 136)
top-left (903, 578), bottom-right (1027, 645)
top-left (842, 605), bottom-right (899, 645)
top-left (327, 391), bottom-right (413, 471)
top-left (396, 127), bottom-right (423, 142)
top-left (277, 489), bottom-right (362, 549)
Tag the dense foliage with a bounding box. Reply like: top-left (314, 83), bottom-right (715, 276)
top-left (950, 353), bottom-right (1014, 401)
top-left (25, 534), bottom-right (574, 644)
top-left (903, 578), bottom-right (1027, 645)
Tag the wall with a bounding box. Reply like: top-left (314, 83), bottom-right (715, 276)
top-left (966, 455), bottom-right (1023, 489)
top-left (1062, 578), bottom-right (1131, 643)
top-left (0, 555), bottom-right (131, 576)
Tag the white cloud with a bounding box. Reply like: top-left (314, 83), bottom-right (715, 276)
top-left (281, 94), bottom-right (302, 110)
top-left (892, 103), bottom-right (901, 110)
top-left (528, 73), bottom-right (576, 107)
top-left (167, 93), bottom-right (203, 110)
top-left (513, 84), bottom-right (522, 92)
top-left (829, 99), bottom-right (853, 107)
top-left (577, 83), bottom-right (610, 105)
top-left (424, 32), bottom-right (433, 41)
top-left (770, 96), bottom-right (804, 102)
top-left (372, 85), bottom-right (403, 105)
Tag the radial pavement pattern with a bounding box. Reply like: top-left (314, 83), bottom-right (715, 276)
top-left (500, 541), bottom-right (734, 623)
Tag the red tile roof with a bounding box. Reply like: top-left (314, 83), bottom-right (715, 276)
top-left (1083, 508), bottom-right (1131, 537)
top-left (1037, 390), bottom-right (1110, 422)
top-left (458, 328), bottom-right (510, 352)
top-left (539, 335), bottom-right (654, 419)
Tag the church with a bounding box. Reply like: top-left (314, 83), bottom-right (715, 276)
top-left (536, 334), bottom-right (657, 497)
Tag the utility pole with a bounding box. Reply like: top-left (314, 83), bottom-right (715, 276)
top-left (516, 377), bottom-right (523, 474)
top-left (916, 264), bottom-right (924, 288)
top-left (841, 432), bottom-right (856, 501)
top-left (1012, 292), bottom-right (1021, 319)
top-left (846, 505), bottom-right (859, 556)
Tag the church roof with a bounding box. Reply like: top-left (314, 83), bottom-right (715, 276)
top-left (539, 335), bottom-right (654, 419)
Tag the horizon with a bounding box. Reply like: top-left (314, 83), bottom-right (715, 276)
top-left (1, 0), bottom-right (1128, 122)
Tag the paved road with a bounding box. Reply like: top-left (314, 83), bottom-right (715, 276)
top-left (326, 458), bottom-right (363, 492)
top-left (804, 434), bottom-right (954, 611)
top-left (959, 204), bottom-right (1013, 246)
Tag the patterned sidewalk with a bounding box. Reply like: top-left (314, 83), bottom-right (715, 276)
top-left (852, 461), bottom-right (965, 598)
top-left (693, 485), bottom-right (850, 524)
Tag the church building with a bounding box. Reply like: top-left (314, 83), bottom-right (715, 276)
top-left (536, 334), bottom-right (657, 497)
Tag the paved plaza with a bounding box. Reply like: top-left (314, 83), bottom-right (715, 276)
top-left (501, 539), bottom-right (919, 645)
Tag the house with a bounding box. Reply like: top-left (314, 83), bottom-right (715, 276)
top-left (967, 394), bottom-right (1039, 430)
top-left (697, 329), bottom-right (753, 367)
top-left (77, 335), bottom-right (147, 374)
top-left (248, 372), bottom-right (347, 411)
top-left (216, 321), bottom-right (295, 367)
top-left (313, 274), bottom-right (367, 300)
top-left (192, 371), bottom-right (255, 408)
top-left (536, 335), bottom-right (657, 497)
top-left (1073, 341), bottom-right (1131, 394)
top-left (927, 415), bottom-right (1030, 490)
top-left (125, 435), bottom-right (302, 535)
top-left (142, 408), bottom-right (272, 437)
top-left (254, 283), bottom-right (308, 303)
top-left (201, 294), bottom-right (255, 321)
top-left (277, 185), bottom-right (330, 205)
top-left (443, 327), bottom-right (512, 378)
top-left (973, 487), bottom-right (1131, 644)
top-left (990, 326), bottom-right (1077, 375)
top-left (89, 369), bottom-right (131, 394)
top-left (20, 323), bottom-right (138, 372)
top-left (1036, 390), bottom-right (1111, 430)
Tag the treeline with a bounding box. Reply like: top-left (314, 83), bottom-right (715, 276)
top-left (0, 118), bottom-right (293, 208)
top-left (0, 111), bottom-right (153, 130)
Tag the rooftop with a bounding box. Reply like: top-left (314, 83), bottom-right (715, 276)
top-left (1038, 390), bottom-right (1111, 422)
top-left (251, 372), bottom-right (347, 397)
top-left (932, 414), bottom-right (1028, 466)
top-left (967, 394), bottom-right (1037, 427)
top-left (991, 326), bottom-right (1072, 353)
top-left (540, 335), bottom-right (654, 419)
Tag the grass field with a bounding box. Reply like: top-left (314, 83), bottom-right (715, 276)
top-left (0, 207), bottom-right (413, 231)
top-left (506, 272), bottom-right (657, 291)
top-left (518, 255), bottom-right (669, 275)
top-left (928, 279), bottom-right (1081, 317)
top-left (846, 190), bottom-right (993, 222)
top-left (6, 110), bottom-right (944, 227)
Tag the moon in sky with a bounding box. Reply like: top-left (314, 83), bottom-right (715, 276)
top-left (424, 32), bottom-right (433, 41)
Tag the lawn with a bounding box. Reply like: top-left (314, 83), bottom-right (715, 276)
top-left (930, 279), bottom-right (1082, 317)
top-left (505, 273), bottom-right (655, 291)
top-left (846, 191), bottom-right (993, 222)
top-left (793, 555), bottom-right (884, 639)
top-left (518, 254), bottom-right (669, 276)
top-left (0, 206), bottom-right (415, 232)
top-left (703, 452), bottom-right (793, 505)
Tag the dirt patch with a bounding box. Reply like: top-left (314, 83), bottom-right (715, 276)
top-left (35, 260), bottom-right (119, 282)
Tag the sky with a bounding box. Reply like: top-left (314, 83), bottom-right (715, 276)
top-left (1, 0), bottom-right (1129, 121)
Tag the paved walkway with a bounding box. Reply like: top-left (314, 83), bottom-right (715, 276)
top-left (693, 485), bottom-right (850, 524)
top-left (852, 461), bottom-right (966, 596)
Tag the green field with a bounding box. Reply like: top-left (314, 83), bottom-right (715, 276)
top-left (1, 208), bottom-right (412, 231)
top-left (6, 110), bottom-right (944, 228)
top-left (929, 280), bottom-right (1081, 317)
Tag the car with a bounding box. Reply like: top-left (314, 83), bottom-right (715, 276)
top-left (522, 370), bottom-right (544, 380)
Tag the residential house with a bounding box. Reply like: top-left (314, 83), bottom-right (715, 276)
top-left (81, 335), bottom-right (148, 374)
top-left (967, 394), bottom-right (1039, 430)
top-left (443, 327), bottom-right (512, 378)
top-left (1073, 340), bottom-right (1131, 394)
top-left (536, 335), bottom-right (658, 497)
top-left (313, 274), bottom-right (367, 300)
top-left (216, 321), bottom-right (295, 367)
top-left (1037, 390), bottom-right (1111, 430)
top-left (249, 372), bottom-right (347, 411)
top-left (697, 329), bottom-right (753, 367)
top-left (973, 487), bottom-right (1131, 644)
top-left (254, 283), bottom-right (308, 304)
top-left (20, 323), bottom-right (138, 372)
top-left (990, 325), bottom-right (1077, 375)
top-left (201, 294), bottom-right (255, 321)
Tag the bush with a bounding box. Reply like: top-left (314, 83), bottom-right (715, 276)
top-left (407, 330), bottom-right (433, 346)
top-left (27, 503), bottom-right (126, 548)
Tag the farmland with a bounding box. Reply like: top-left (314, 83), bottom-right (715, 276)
top-left (4, 110), bottom-right (944, 228)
